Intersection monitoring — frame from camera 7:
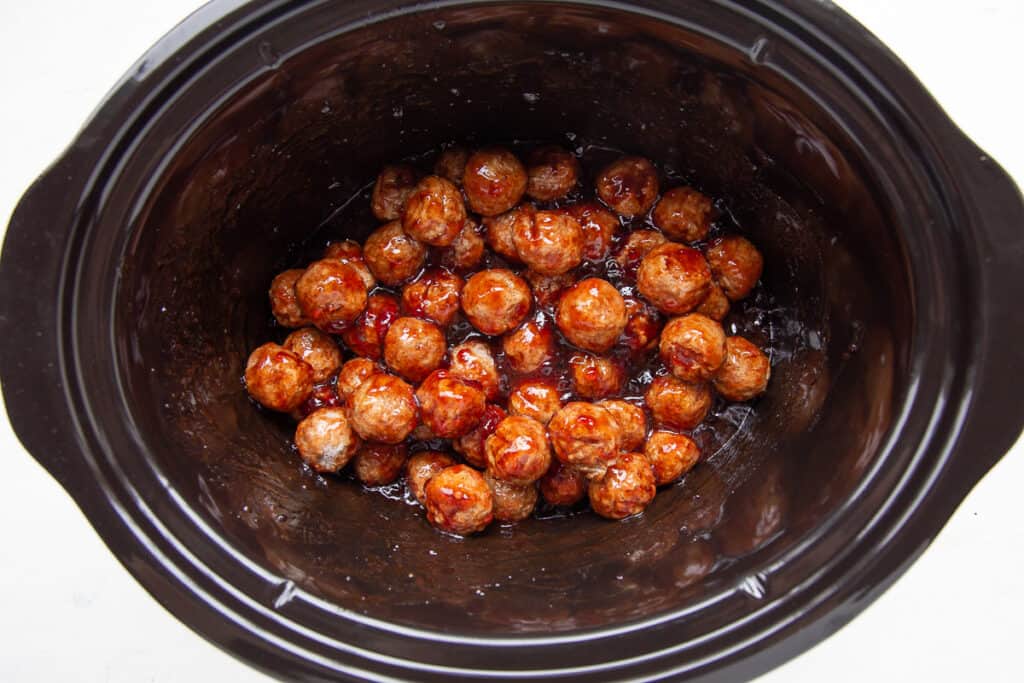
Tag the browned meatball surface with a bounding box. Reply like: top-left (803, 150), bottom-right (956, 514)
top-left (596, 156), bottom-right (659, 218)
top-left (566, 202), bottom-right (619, 261)
top-left (453, 404), bottom-right (506, 468)
top-left (461, 269), bottom-right (532, 336)
top-left (636, 243), bottom-right (712, 315)
top-left (705, 235), bottom-right (763, 301)
top-left (714, 336), bottom-right (770, 401)
top-left (644, 430), bottom-right (700, 486)
top-left (569, 353), bottom-right (624, 400)
top-left (416, 370), bottom-right (487, 438)
top-left (484, 472), bottom-right (538, 523)
top-left (620, 297), bottom-right (663, 354)
top-left (341, 293), bottom-right (399, 361)
top-left (294, 407), bottom-right (360, 473)
top-left (463, 147), bottom-right (527, 216)
top-left (485, 415), bottom-right (552, 485)
top-left (512, 209), bottom-right (584, 276)
top-left (283, 327), bottom-right (342, 383)
top-left (371, 164), bottom-right (419, 222)
top-left (523, 270), bottom-right (573, 312)
top-left (353, 442), bottom-right (408, 486)
top-left (324, 240), bottom-right (376, 290)
top-left (548, 402), bottom-right (620, 478)
top-left (383, 317), bottom-right (446, 383)
top-left (645, 375), bottom-right (712, 430)
top-left (696, 281), bottom-right (730, 321)
top-left (295, 259), bottom-right (368, 333)
top-left (652, 187), bottom-right (713, 242)
top-left (539, 459), bottom-right (587, 507)
top-left (348, 373), bottom-right (419, 444)
top-left (424, 465), bottom-right (494, 535)
top-left (556, 277), bottom-right (627, 353)
top-left (507, 379), bottom-right (562, 425)
top-left (269, 269), bottom-right (310, 328)
top-left (525, 145), bottom-right (580, 201)
top-left (449, 340), bottom-right (500, 401)
top-left (401, 268), bottom-right (464, 327)
top-left (441, 217), bottom-right (485, 272)
top-left (434, 146), bottom-right (469, 185)
top-left (336, 357), bottom-right (379, 404)
top-left (483, 204), bottom-right (532, 263)
top-left (406, 450), bottom-right (457, 505)
top-left (659, 313), bottom-right (727, 383)
top-left (614, 229), bottom-right (668, 273)
top-left (596, 399), bottom-right (647, 453)
top-left (245, 343), bottom-right (314, 413)
top-left (588, 452), bottom-right (657, 520)
top-left (363, 220), bottom-right (427, 287)
top-left (402, 175), bottom-right (467, 247)
top-left (502, 315), bottom-right (556, 374)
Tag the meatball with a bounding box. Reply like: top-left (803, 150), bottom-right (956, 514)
top-left (525, 145), bottom-right (580, 201)
top-left (539, 459), bottom-right (587, 507)
top-left (595, 156), bottom-right (659, 218)
top-left (588, 451), bottom-right (657, 520)
top-left (523, 270), bottom-right (573, 311)
top-left (659, 313), bottom-right (727, 383)
top-left (371, 164), bottom-right (419, 222)
top-left (348, 373), bottom-right (419, 443)
top-left (448, 340), bottom-right (500, 401)
top-left (406, 450), bottom-right (457, 505)
top-left (548, 402), bottom-right (621, 478)
top-left (353, 442), bottom-right (408, 486)
top-left (483, 204), bottom-right (533, 263)
top-left (293, 382), bottom-right (343, 421)
top-left (323, 239), bottom-right (375, 290)
top-left (244, 343), bottom-right (314, 412)
top-left (336, 357), bottom-right (379, 404)
top-left (636, 243), bottom-right (712, 315)
top-left (363, 220), bottom-right (427, 286)
top-left (705, 235), bottom-right (764, 301)
top-left (502, 315), bottom-right (556, 374)
top-left (461, 269), bottom-right (532, 335)
top-left (483, 472), bottom-right (538, 523)
top-left (485, 415), bottom-right (552, 485)
top-left (566, 202), bottom-right (619, 261)
top-left (340, 293), bottom-right (399, 360)
top-left (295, 259), bottom-right (368, 333)
top-left (416, 370), bottom-right (487, 438)
top-left (613, 229), bottom-right (667, 273)
top-left (441, 217), bottom-right (485, 272)
top-left (644, 430), bottom-right (700, 486)
top-left (269, 269), bottom-right (310, 328)
top-left (383, 317), bottom-right (446, 383)
top-left (696, 281), bottom-right (730, 321)
top-left (508, 379), bottom-right (562, 425)
top-left (401, 268), bottom-right (464, 327)
top-left (434, 146), bottom-right (469, 185)
top-left (644, 375), bottom-right (712, 430)
top-left (713, 336), bottom-right (771, 401)
top-left (294, 407), bottom-right (360, 473)
top-left (453, 403), bottom-right (506, 468)
top-left (283, 327), bottom-right (342, 383)
top-left (569, 353), bottom-right (624, 400)
top-left (556, 277), bottom-right (627, 353)
top-left (424, 465), bottom-right (494, 535)
top-left (512, 209), bottom-right (584, 276)
top-left (402, 175), bottom-right (467, 247)
top-left (596, 399), bottom-right (647, 452)
top-left (463, 147), bottom-right (527, 216)
top-left (652, 187), bottom-right (713, 242)
top-left (620, 296), bottom-right (663, 354)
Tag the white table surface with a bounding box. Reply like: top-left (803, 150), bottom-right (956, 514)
top-left (0, 1), bottom-right (1020, 681)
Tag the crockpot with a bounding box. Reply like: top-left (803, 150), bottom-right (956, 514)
top-left (2, 0), bottom-right (1022, 680)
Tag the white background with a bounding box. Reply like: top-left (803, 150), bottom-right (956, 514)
top-left (0, 1), bottom-right (1021, 681)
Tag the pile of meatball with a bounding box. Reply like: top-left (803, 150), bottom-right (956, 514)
top-left (244, 144), bottom-right (769, 536)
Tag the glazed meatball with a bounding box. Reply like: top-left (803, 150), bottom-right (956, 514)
top-left (453, 404), bottom-right (506, 468)
top-left (548, 402), bottom-right (621, 478)
top-left (323, 239), bottom-right (376, 290)
top-left (613, 229), bottom-right (667, 273)
top-left (483, 204), bottom-right (533, 263)
top-left (596, 156), bottom-right (659, 218)
top-left (507, 379), bottom-right (562, 425)
top-left (441, 217), bottom-right (485, 272)
top-left (295, 259), bottom-right (368, 333)
top-left (463, 147), bottom-right (527, 216)
top-left (696, 281), bottom-right (730, 321)
top-left (434, 146), bottom-right (469, 185)
top-left (402, 175), bottom-right (467, 247)
top-left (448, 340), bottom-right (500, 401)
top-left (644, 375), bottom-right (712, 430)
top-left (644, 430), bottom-right (700, 486)
top-left (340, 293), bottom-right (399, 360)
top-left (636, 243), bottom-right (712, 315)
top-left (383, 317), bottom-right (446, 383)
top-left (336, 357), bottom-right (379, 404)
top-left (566, 202), bottom-right (619, 261)
top-left (353, 442), bottom-right (408, 486)
top-left (484, 415), bottom-right (552, 485)
top-left (416, 370), bottom-right (487, 438)
top-left (348, 373), bottom-right (419, 444)
top-left (596, 399), bottom-right (647, 452)
top-left (483, 472), bottom-right (538, 523)
top-left (569, 353), bottom-right (625, 400)
top-left (539, 459), bottom-right (587, 507)
top-left (525, 145), bottom-right (580, 201)
top-left (588, 452), bottom-right (657, 520)
top-left (512, 209), bottom-right (584, 276)
top-left (283, 327), bottom-right (342, 383)
top-left (556, 277), bottom-right (627, 353)
top-left (620, 297), bottom-right (663, 354)
top-left (363, 220), bottom-right (427, 286)
top-left (652, 187), bottom-right (713, 242)
top-left (406, 450), bottom-right (457, 505)
top-left (424, 465), bottom-right (494, 535)
top-left (461, 269), bottom-right (532, 336)
top-left (523, 270), bottom-right (573, 311)
top-left (294, 407), bottom-right (360, 473)
top-left (269, 269), bottom-right (310, 328)
top-left (371, 164), bottom-right (419, 222)
top-left (705, 235), bottom-right (764, 301)
top-left (713, 336), bottom-right (770, 401)
top-left (502, 315), bottom-right (556, 374)
top-left (292, 382), bottom-right (343, 421)
top-left (245, 343), bottom-right (314, 412)
top-left (401, 268), bottom-right (464, 327)
top-left (659, 313), bottom-right (727, 383)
